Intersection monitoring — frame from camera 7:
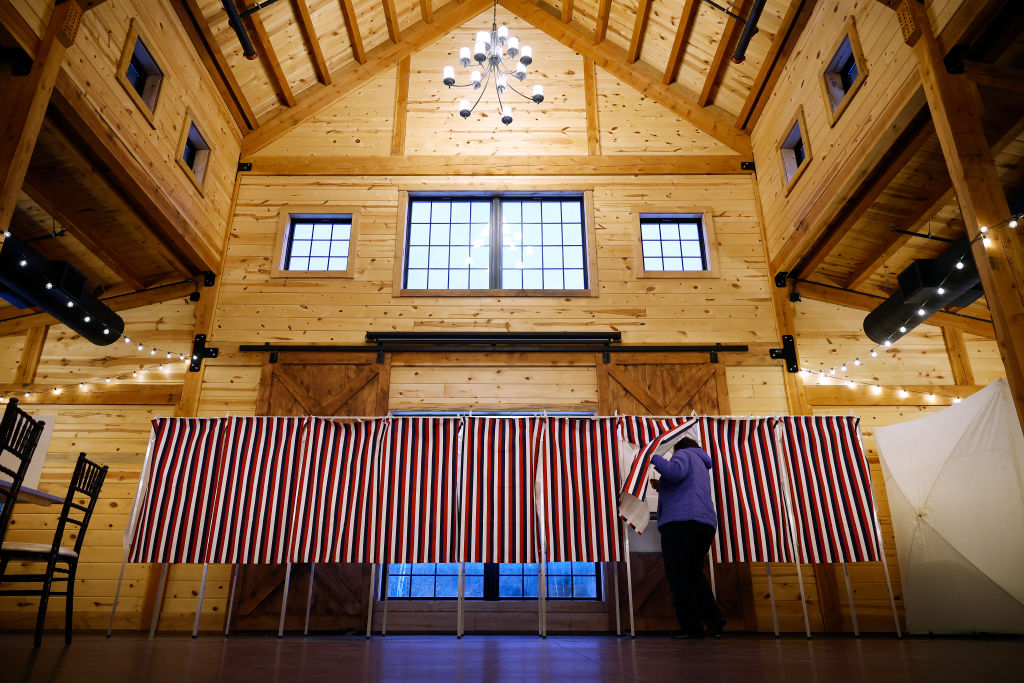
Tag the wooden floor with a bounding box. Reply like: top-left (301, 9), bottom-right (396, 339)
top-left (3, 633), bottom-right (1023, 682)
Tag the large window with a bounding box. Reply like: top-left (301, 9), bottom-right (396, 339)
top-left (272, 209), bottom-right (359, 278)
top-left (384, 562), bottom-right (600, 600)
top-left (639, 215), bottom-right (708, 272)
top-left (400, 194), bottom-right (592, 294)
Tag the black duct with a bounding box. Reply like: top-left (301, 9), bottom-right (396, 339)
top-left (863, 237), bottom-right (981, 345)
top-left (222, 0), bottom-right (257, 60)
top-left (0, 234), bottom-right (124, 346)
top-left (731, 0), bottom-right (767, 64)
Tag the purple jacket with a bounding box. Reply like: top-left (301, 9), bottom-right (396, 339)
top-left (651, 446), bottom-right (718, 529)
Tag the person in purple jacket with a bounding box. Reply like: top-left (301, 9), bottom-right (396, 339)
top-left (650, 436), bottom-right (725, 639)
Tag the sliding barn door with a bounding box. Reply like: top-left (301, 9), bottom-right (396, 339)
top-left (229, 354), bottom-right (389, 632)
top-left (598, 356), bottom-right (757, 632)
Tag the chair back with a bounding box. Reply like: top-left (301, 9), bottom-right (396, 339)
top-left (50, 453), bottom-right (108, 558)
top-left (0, 398), bottom-right (46, 545)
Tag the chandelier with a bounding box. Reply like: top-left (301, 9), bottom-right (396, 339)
top-left (441, 1), bottom-right (544, 125)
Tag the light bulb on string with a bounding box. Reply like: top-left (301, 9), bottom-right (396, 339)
top-left (899, 326), bottom-right (907, 333)
top-left (840, 364), bottom-right (847, 372)
top-left (884, 340), bottom-right (892, 347)
top-left (853, 358), bottom-right (861, 366)
top-left (871, 350), bottom-right (878, 357)
top-left (137, 343), bottom-right (143, 351)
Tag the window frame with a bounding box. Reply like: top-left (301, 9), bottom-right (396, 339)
top-left (116, 18), bottom-right (164, 128)
top-left (272, 207), bottom-right (361, 279)
top-left (778, 107), bottom-right (812, 195)
top-left (393, 190), bottom-right (598, 297)
top-left (175, 107), bottom-right (211, 194)
top-left (820, 17), bottom-right (868, 127)
top-left (633, 209), bottom-right (719, 279)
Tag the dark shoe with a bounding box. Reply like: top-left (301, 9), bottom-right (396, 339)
top-left (707, 619), bottom-right (726, 638)
top-left (671, 630), bottom-right (704, 640)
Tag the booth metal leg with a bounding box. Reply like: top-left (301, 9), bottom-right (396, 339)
top-left (708, 556), bottom-right (717, 598)
top-left (381, 564), bottom-right (390, 636)
top-left (766, 564), bottom-right (780, 637)
top-left (538, 557), bottom-right (547, 638)
top-left (457, 563), bottom-right (465, 638)
top-left (793, 560), bottom-right (812, 639)
top-left (622, 525), bottom-right (635, 638)
top-left (148, 563), bottom-right (169, 639)
top-left (277, 562), bottom-right (292, 638)
top-left (612, 562), bottom-right (621, 637)
top-left (192, 563), bottom-right (209, 638)
top-left (224, 565), bottom-right (239, 636)
top-left (842, 562), bottom-right (860, 636)
top-left (106, 547), bottom-right (130, 637)
top-left (879, 545), bottom-right (903, 637)
top-left (304, 563), bottom-right (316, 636)
top-left (365, 564), bottom-right (376, 639)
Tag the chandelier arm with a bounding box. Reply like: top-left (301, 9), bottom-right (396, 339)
top-left (495, 83), bottom-right (506, 116)
top-left (503, 80), bottom-right (536, 102)
top-left (467, 68), bottom-right (493, 115)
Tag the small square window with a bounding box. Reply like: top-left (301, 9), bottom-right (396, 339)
top-left (176, 108), bottom-right (211, 192)
top-left (272, 208), bottom-right (360, 278)
top-left (636, 211), bottom-right (718, 279)
top-left (116, 19), bottom-right (164, 127)
top-left (778, 107), bottom-right (811, 194)
top-left (821, 19), bottom-right (867, 125)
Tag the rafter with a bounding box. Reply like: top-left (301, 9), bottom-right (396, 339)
top-left (420, 0), bottom-right (433, 23)
top-left (594, 0), bottom-right (612, 43)
top-left (663, 0), bottom-right (699, 85)
top-left (962, 59), bottom-right (1024, 92)
top-left (790, 116), bottom-right (935, 281)
top-left (500, 0), bottom-right (751, 156)
top-left (247, 1), bottom-right (296, 106)
top-left (697, 0), bottom-right (750, 106)
top-left (241, 0), bottom-right (494, 157)
top-left (561, 0), bottom-right (574, 24)
top-left (627, 0), bottom-right (652, 63)
top-left (294, 0), bottom-right (332, 84)
top-left (339, 0), bottom-right (367, 64)
top-left (382, 0), bottom-right (401, 43)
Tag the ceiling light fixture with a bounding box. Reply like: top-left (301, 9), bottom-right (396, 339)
top-left (442, 0), bottom-right (543, 126)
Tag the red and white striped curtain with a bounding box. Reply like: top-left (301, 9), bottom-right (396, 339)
top-left (289, 418), bottom-right (385, 563)
top-left (460, 417), bottom-right (541, 563)
top-left (127, 418), bottom-right (225, 563)
top-left (619, 417), bottom-right (700, 500)
top-left (779, 416), bottom-right (882, 563)
top-left (205, 416), bottom-right (307, 564)
top-left (699, 417), bottom-right (793, 563)
top-left (540, 417), bottom-right (622, 562)
top-left (371, 417), bottom-right (462, 564)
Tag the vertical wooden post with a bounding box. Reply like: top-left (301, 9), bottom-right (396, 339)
top-left (898, 0), bottom-right (1024, 428)
top-left (942, 326), bottom-right (976, 386)
top-left (583, 59), bottom-right (600, 156)
top-left (0, 1), bottom-right (81, 231)
top-left (14, 326), bottom-right (49, 385)
top-left (391, 57), bottom-right (410, 156)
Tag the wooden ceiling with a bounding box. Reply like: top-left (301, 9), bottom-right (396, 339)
top-left (177, 0), bottom-right (805, 150)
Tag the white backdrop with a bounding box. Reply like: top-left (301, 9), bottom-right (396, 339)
top-left (874, 379), bottom-right (1024, 634)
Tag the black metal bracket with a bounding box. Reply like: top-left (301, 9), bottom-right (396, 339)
top-left (769, 334), bottom-right (799, 373)
top-left (237, 162), bottom-right (252, 173)
top-left (189, 334), bottom-right (219, 372)
top-left (202, 271), bottom-right (216, 287)
top-left (774, 271), bottom-right (789, 288)
top-left (710, 351), bottom-right (719, 363)
top-left (740, 161), bottom-right (756, 171)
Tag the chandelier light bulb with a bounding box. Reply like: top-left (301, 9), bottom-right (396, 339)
top-left (497, 25), bottom-right (509, 44)
top-left (471, 70), bottom-right (482, 88)
top-left (520, 45), bottom-right (532, 65)
top-left (473, 41), bottom-right (486, 62)
top-left (501, 106), bottom-right (513, 125)
top-left (507, 36), bottom-right (519, 57)
top-left (459, 47), bottom-right (471, 67)
top-left (495, 73), bottom-right (507, 94)
top-left (476, 30), bottom-right (489, 48)
top-left (515, 61), bottom-right (527, 80)
top-left (532, 84), bottom-right (544, 103)
top-left (443, 66), bottom-right (455, 86)
top-left (459, 99), bottom-right (471, 118)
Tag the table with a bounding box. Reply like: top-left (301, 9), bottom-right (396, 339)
top-left (0, 479), bottom-right (63, 506)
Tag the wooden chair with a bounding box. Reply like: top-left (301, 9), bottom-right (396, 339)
top-left (0, 397), bottom-right (46, 547)
top-left (0, 452), bottom-right (107, 647)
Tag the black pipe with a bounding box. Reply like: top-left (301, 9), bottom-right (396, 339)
top-left (732, 0), bottom-right (768, 63)
top-left (239, 342), bottom-right (749, 355)
top-left (366, 331), bottom-right (622, 344)
top-left (222, 0), bottom-right (256, 60)
top-left (887, 226), bottom-right (957, 243)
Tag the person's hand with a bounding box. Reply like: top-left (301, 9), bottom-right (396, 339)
top-left (649, 478), bottom-right (660, 491)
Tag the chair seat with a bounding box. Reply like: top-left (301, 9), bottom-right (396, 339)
top-left (1, 542), bottom-right (78, 559)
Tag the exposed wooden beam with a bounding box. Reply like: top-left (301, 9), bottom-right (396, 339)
top-left (900, 0), bottom-right (1024, 427)
top-left (594, 0), bottom-right (612, 43)
top-left (942, 327), bottom-right (975, 386)
top-left (583, 59), bottom-right (600, 155)
top-left (294, 0), bottom-right (332, 85)
top-left (663, 0), bottom-right (699, 85)
top-left (804, 383), bottom-right (981, 407)
top-left (52, 71), bottom-right (221, 273)
top-left (627, 0), bottom-right (652, 63)
top-left (172, 0), bottom-right (256, 131)
top-left (791, 116), bottom-right (935, 280)
top-left (797, 281), bottom-right (995, 339)
top-left (2, 384), bottom-right (182, 405)
top-left (14, 326), bottom-right (48, 385)
top-left (246, 1), bottom-right (296, 106)
top-left (697, 0), bottom-right (749, 106)
top-left (0, 0), bottom-right (42, 57)
top-left (244, 154), bottom-right (752, 175)
top-left (768, 75), bottom-right (926, 277)
top-left (0, 1), bottom-right (79, 233)
top-left (0, 281), bottom-right (195, 338)
top-left (382, 0), bottom-right (401, 43)
top-left (240, 0), bottom-right (502, 156)
top-left (962, 59), bottom-right (1024, 92)
top-left (391, 57), bottom-right (410, 156)
top-left (561, 0), bottom-right (574, 23)
top-left (500, 0), bottom-right (752, 156)
top-left (420, 0), bottom-right (433, 23)
top-left (736, 0), bottom-right (812, 130)
top-left (339, 0), bottom-right (367, 64)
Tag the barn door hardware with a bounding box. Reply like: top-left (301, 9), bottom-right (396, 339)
top-left (770, 335), bottom-right (799, 373)
top-left (189, 334), bottom-right (219, 372)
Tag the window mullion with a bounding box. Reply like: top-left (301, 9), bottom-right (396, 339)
top-left (489, 198), bottom-right (502, 289)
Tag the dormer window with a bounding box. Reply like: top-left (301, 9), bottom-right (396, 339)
top-left (821, 19), bottom-right (867, 125)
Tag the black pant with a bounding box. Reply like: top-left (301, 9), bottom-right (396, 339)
top-left (659, 520), bottom-right (723, 636)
